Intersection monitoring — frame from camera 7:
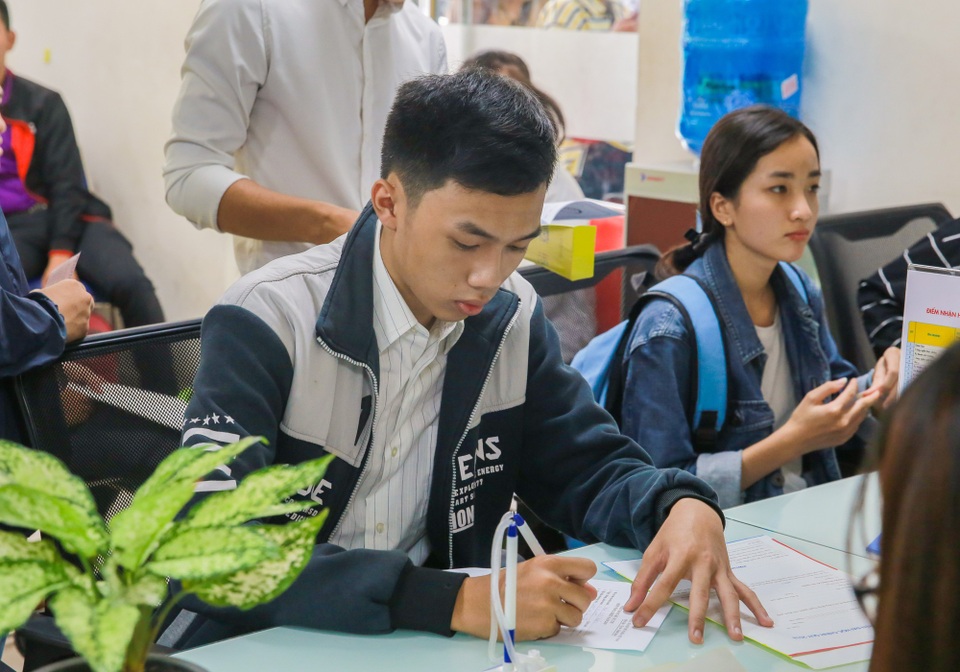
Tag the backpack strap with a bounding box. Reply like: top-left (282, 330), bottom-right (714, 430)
top-left (650, 276), bottom-right (728, 451)
top-left (778, 261), bottom-right (809, 304)
top-left (572, 275), bottom-right (729, 450)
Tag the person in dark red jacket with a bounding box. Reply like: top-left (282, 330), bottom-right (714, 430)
top-left (0, 1), bottom-right (163, 328)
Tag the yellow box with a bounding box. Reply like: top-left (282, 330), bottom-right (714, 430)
top-left (524, 223), bottom-right (597, 281)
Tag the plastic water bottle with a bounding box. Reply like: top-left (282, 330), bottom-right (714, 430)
top-left (678, 0), bottom-right (809, 155)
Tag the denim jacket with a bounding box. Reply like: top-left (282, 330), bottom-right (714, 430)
top-left (621, 242), bottom-right (870, 508)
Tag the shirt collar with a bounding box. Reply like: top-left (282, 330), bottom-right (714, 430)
top-left (342, 0), bottom-right (405, 15)
top-left (372, 221), bottom-right (462, 353)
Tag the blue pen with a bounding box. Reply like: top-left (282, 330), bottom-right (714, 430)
top-left (504, 506), bottom-right (518, 671)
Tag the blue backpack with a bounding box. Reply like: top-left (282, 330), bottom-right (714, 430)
top-left (571, 262), bottom-right (809, 451)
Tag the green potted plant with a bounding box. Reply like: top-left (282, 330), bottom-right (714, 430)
top-left (0, 436), bottom-right (333, 672)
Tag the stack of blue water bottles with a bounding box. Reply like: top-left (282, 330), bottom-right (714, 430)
top-left (678, 0), bottom-right (809, 155)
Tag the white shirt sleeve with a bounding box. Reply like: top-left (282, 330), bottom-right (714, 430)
top-left (163, 0), bottom-right (268, 232)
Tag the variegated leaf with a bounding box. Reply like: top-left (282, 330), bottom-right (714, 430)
top-left (51, 588), bottom-right (141, 672)
top-left (122, 574), bottom-right (169, 609)
top-left (185, 455), bottom-right (334, 528)
top-left (0, 529), bottom-right (59, 562)
top-left (0, 485), bottom-right (107, 558)
top-left (0, 561), bottom-right (75, 631)
top-left (136, 437), bottom-right (265, 500)
top-left (147, 526), bottom-right (279, 580)
top-left (108, 479), bottom-right (196, 571)
top-left (186, 509), bottom-right (328, 609)
top-left (0, 440), bottom-right (99, 515)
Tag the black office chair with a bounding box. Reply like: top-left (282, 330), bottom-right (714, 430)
top-left (809, 203), bottom-right (954, 373)
top-left (13, 319), bottom-right (202, 670)
top-left (16, 319), bottom-right (202, 522)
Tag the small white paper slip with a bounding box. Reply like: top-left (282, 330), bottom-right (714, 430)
top-left (67, 381), bottom-right (187, 430)
top-left (47, 252), bottom-right (81, 285)
top-left (445, 567), bottom-right (492, 578)
top-left (544, 579), bottom-right (669, 652)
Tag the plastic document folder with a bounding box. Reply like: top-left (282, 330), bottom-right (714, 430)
top-left (604, 536), bottom-right (874, 669)
top-left (898, 264), bottom-right (960, 391)
top-left (524, 199), bottom-right (625, 281)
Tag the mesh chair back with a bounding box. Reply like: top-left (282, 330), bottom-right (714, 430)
top-left (809, 203), bottom-right (953, 372)
top-left (519, 245), bottom-right (661, 361)
top-left (14, 320), bottom-right (202, 522)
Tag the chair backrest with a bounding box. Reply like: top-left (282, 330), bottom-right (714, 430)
top-left (809, 203), bottom-right (954, 372)
top-left (519, 245), bottom-right (661, 361)
top-left (14, 319), bottom-right (202, 522)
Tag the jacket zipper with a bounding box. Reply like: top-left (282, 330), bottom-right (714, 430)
top-left (316, 336), bottom-right (380, 539)
top-left (447, 300), bottom-right (522, 568)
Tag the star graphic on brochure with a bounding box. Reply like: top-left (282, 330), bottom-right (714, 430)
top-left (224, 415), bottom-right (235, 424)
top-left (190, 417), bottom-right (201, 424)
top-left (203, 415), bottom-right (211, 426)
top-left (211, 413), bottom-right (220, 424)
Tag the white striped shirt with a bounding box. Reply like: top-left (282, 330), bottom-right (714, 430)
top-left (327, 224), bottom-right (463, 564)
top-left (858, 217), bottom-right (960, 352)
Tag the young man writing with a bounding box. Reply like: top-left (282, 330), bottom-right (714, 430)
top-left (169, 69), bottom-right (770, 647)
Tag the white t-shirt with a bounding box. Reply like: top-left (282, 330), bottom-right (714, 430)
top-left (755, 311), bottom-right (806, 493)
top-left (164, 0), bottom-right (447, 273)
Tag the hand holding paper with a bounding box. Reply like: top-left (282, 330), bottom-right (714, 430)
top-left (44, 251), bottom-right (81, 286)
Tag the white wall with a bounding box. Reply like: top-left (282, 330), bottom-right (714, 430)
top-left (634, 0), bottom-right (960, 215)
top-left (8, 1), bottom-right (959, 321)
top-left (7, 0), bottom-right (237, 322)
top-left (803, 0), bottom-right (960, 214)
top-left (441, 24), bottom-right (638, 143)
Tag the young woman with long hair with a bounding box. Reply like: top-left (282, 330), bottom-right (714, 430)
top-left (620, 106), bottom-right (900, 508)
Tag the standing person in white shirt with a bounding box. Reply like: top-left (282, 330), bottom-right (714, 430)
top-left (163, 0), bottom-right (447, 274)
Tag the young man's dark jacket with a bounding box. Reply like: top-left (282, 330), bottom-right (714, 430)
top-left (171, 205), bottom-right (722, 643)
top-left (2, 71), bottom-right (111, 253)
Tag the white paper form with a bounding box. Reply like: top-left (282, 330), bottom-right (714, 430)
top-left (46, 252), bottom-right (81, 285)
top-left (898, 264), bottom-right (960, 392)
top-left (604, 537), bottom-right (873, 669)
top-left (67, 381), bottom-right (187, 430)
top-left (545, 579), bottom-right (670, 652)
top-left (447, 569), bottom-right (670, 652)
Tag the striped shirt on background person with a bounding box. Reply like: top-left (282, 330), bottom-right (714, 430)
top-left (858, 217), bottom-right (960, 355)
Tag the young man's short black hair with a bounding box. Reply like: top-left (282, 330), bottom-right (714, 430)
top-left (0, 1), bottom-right (9, 30)
top-left (381, 69), bottom-right (557, 206)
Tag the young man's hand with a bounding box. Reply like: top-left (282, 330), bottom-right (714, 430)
top-left (624, 498), bottom-right (773, 643)
top-left (450, 555), bottom-right (598, 640)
